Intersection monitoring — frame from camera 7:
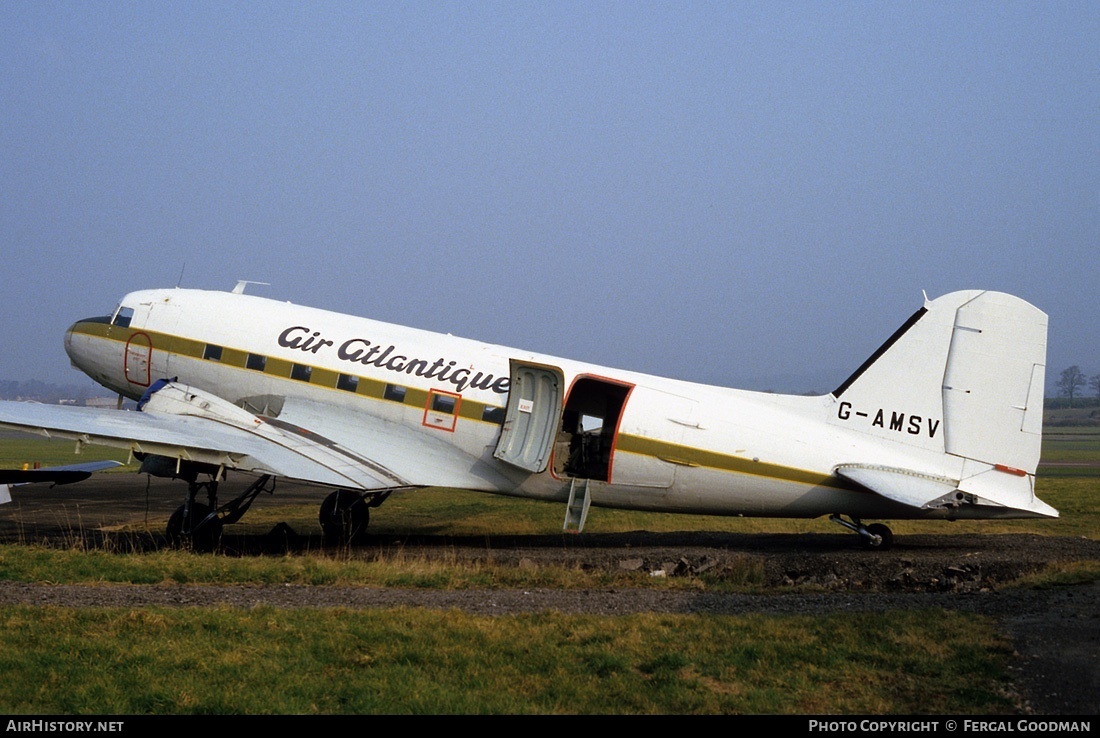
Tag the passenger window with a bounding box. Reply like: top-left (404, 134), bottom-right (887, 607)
top-left (424, 390), bottom-right (461, 432)
top-left (432, 393), bottom-right (457, 414)
top-left (482, 406), bottom-right (505, 424)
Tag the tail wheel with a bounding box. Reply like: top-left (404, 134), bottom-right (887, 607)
top-left (319, 490), bottom-right (370, 544)
top-left (862, 522), bottom-right (894, 551)
top-left (166, 503), bottom-right (223, 552)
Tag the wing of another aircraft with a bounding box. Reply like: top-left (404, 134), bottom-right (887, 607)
top-left (0, 383), bottom-right (509, 493)
top-left (0, 460), bottom-right (124, 486)
top-left (0, 460), bottom-right (125, 505)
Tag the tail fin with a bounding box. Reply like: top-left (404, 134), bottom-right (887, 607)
top-left (831, 290), bottom-right (1053, 518)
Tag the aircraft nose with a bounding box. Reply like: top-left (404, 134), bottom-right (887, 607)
top-left (64, 315), bottom-right (112, 372)
top-left (65, 318), bottom-right (95, 366)
top-left (64, 322), bottom-right (79, 364)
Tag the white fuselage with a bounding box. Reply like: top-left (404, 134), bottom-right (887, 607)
top-left (62, 288), bottom-right (998, 520)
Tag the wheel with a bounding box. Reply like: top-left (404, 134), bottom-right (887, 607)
top-left (319, 490), bottom-right (370, 544)
top-left (863, 522), bottom-right (894, 551)
top-left (166, 502), bottom-right (223, 552)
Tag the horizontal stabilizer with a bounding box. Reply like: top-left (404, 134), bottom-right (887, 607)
top-left (836, 464), bottom-right (958, 509)
top-left (836, 462), bottom-right (1056, 519)
top-left (956, 463), bottom-right (1058, 519)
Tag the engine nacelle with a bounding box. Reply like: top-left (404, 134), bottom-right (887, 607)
top-left (136, 453), bottom-right (221, 483)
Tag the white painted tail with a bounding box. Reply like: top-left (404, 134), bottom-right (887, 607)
top-left (832, 290), bottom-right (1054, 518)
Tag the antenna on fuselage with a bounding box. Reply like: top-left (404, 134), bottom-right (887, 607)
top-left (176, 263), bottom-right (186, 288)
top-left (232, 280), bottom-right (271, 295)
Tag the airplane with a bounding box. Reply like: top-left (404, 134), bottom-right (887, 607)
top-left (0, 283), bottom-right (1055, 550)
top-left (0, 460), bottom-right (123, 505)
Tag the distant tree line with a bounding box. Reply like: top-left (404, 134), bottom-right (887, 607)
top-left (1056, 366), bottom-right (1100, 407)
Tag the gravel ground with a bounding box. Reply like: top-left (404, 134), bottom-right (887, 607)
top-left (1, 475), bottom-right (1097, 715)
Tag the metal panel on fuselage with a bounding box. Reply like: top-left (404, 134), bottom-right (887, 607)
top-left (73, 288), bottom-right (954, 519)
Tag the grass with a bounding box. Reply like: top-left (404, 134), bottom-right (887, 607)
top-left (0, 472), bottom-right (1092, 590)
top-left (0, 434), bottom-right (134, 470)
top-left (169, 470), bottom-right (1100, 543)
top-left (0, 429), bottom-right (1096, 714)
top-left (0, 432), bottom-right (1097, 587)
top-left (0, 606), bottom-right (1019, 714)
top-left (1040, 426), bottom-right (1100, 474)
top-left (1044, 402), bottom-right (1100, 427)
top-left (0, 544), bottom-right (682, 588)
top-left (1, 533), bottom-right (1096, 591)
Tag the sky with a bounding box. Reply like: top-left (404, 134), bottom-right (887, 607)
top-left (2, 1), bottom-right (1097, 395)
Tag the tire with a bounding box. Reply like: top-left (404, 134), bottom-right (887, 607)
top-left (166, 503), bottom-right (223, 552)
top-left (319, 490), bottom-right (370, 544)
top-left (863, 522), bottom-right (894, 551)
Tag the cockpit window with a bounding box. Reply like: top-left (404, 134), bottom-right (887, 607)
top-left (111, 306), bottom-right (134, 328)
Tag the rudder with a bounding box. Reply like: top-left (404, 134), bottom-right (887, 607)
top-left (941, 291), bottom-right (1046, 474)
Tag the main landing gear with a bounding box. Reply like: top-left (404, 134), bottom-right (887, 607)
top-left (829, 514), bottom-right (895, 550)
top-left (318, 489), bottom-right (392, 544)
top-left (164, 474), bottom-right (277, 551)
top-left (136, 448), bottom-right (277, 552)
top-left (163, 480), bottom-right (389, 550)
top-left (141, 453), bottom-right (394, 549)
top-left (166, 487), bottom-right (221, 552)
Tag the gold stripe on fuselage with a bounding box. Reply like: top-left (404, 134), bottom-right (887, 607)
top-left (72, 322), bottom-right (841, 491)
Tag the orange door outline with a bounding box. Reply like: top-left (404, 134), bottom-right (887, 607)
top-left (124, 333), bottom-right (152, 387)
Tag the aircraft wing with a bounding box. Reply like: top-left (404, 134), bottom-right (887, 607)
top-left (0, 460), bottom-right (124, 486)
top-left (0, 383), bottom-right (510, 493)
top-left (0, 460), bottom-right (125, 505)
